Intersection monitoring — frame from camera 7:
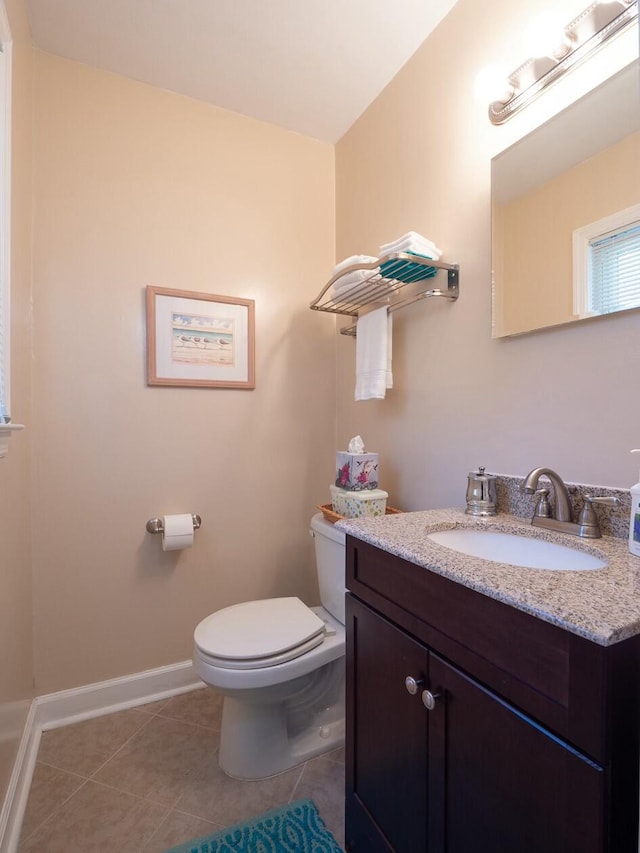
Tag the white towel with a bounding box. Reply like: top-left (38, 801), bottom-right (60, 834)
top-left (380, 231), bottom-right (436, 252)
top-left (333, 254), bottom-right (378, 276)
top-left (355, 308), bottom-right (393, 401)
top-left (332, 267), bottom-right (381, 296)
top-left (379, 231), bottom-right (442, 260)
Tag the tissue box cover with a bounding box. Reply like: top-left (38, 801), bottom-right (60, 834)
top-left (335, 452), bottom-right (379, 491)
top-left (331, 485), bottom-right (388, 518)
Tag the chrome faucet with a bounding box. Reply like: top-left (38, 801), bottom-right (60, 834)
top-left (521, 467), bottom-right (573, 522)
top-left (521, 467), bottom-right (617, 539)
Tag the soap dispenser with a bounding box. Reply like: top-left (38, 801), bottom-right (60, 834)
top-left (628, 449), bottom-right (640, 556)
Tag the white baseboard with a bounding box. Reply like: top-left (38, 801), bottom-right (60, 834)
top-left (0, 660), bottom-right (202, 853)
top-left (36, 659), bottom-right (203, 731)
top-left (0, 701), bottom-right (39, 853)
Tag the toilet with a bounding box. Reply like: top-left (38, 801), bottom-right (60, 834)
top-left (193, 513), bottom-right (346, 780)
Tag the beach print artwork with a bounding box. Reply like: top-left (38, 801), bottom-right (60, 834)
top-left (171, 311), bottom-right (235, 367)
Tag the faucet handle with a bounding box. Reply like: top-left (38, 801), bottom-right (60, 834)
top-left (577, 495), bottom-right (619, 534)
top-left (583, 495), bottom-right (619, 507)
top-left (533, 488), bottom-right (551, 518)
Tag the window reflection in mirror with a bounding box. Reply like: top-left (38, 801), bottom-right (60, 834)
top-left (491, 60), bottom-right (640, 338)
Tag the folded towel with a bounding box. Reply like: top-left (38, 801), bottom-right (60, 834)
top-left (355, 307), bottom-right (393, 401)
top-left (379, 252), bottom-right (439, 283)
top-left (380, 231), bottom-right (436, 252)
top-left (333, 254), bottom-right (378, 276)
top-left (391, 242), bottom-right (442, 260)
top-left (379, 231), bottom-right (442, 260)
top-left (332, 267), bottom-right (381, 296)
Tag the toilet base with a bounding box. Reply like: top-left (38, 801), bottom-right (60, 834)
top-left (217, 658), bottom-right (345, 780)
top-left (219, 695), bottom-right (344, 779)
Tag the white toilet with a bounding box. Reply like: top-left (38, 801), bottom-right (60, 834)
top-left (193, 513), bottom-right (346, 780)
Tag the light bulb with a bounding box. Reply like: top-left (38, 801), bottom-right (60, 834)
top-left (522, 12), bottom-right (569, 58)
top-left (474, 64), bottom-right (513, 104)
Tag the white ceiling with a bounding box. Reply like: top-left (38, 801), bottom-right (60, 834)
top-left (25, 0), bottom-right (458, 143)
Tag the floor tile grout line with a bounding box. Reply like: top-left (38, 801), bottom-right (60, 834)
top-left (84, 773), bottom-right (176, 803)
top-left (38, 707), bottom-right (221, 786)
top-left (153, 713), bottom-right (223, 734)
top-left (127, 694), bottom-right (224, 733)
top-left (133, 800), bottom-right (180, 853)
top-left (85, 712), bottom-right (222, 790)
top-left (86, 711), bottom-right (157, 780)
top-left (151, 699), bottom-right (224, 733)
top-left (29, 710), bottom-right (224, 834)
top-left (59, 772), bottom-right (181, 811)
top-left (169, 805), bottom-right (226, 829)
top-left (81, 770), bottom-right (188, 814)
top-left (147, 803), bottom-right (228, 838)
top-left (18, 777), bottom-right (92, 847)
top-left (288, 761), bottom-right (308, 803)
top-left (32, 759), bottom-right (89, 782)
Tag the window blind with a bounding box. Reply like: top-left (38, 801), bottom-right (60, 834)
top-left (589, 222), bottom-right (640, 316)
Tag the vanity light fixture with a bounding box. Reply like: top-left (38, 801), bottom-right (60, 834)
top-left (485, 0), bottom-right (638, 124)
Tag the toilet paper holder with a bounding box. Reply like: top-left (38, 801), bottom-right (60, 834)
top-left (146, 514), bottom-right (202, 535)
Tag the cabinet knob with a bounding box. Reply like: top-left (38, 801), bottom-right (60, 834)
top-left (404, 676), bottom-right (424, 695)
top-left (421, 689), bottom-right (440, 710)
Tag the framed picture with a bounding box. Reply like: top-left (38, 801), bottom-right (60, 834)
top-left (146, 286), bottom-right (255, 389)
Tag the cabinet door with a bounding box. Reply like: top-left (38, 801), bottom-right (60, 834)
top-left (346, 596), bottom-right (429, 852)
top-left (428, 653), bottom-right (605, 853)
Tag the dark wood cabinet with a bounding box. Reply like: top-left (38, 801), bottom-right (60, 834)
top-left (347, 597), bottom-right (429, 852)
top-left (345, 537), bottom-right (640, 853)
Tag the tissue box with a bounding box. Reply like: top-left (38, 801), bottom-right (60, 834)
top-left (335, 451), bottom-right (379, 491)
top-left (330, 485), bottom-right (388, 518)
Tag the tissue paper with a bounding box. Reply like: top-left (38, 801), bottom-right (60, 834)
top-left (348, 435), bottom-right (365, 453)
top-left (335, 435), bottom-right (379, 491)
top-left (162, 514), bottom-right (194, 551)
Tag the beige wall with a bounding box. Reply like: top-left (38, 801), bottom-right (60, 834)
top-left (1, 0), bottom-right (638, 801)
top-left (336, 0), bottom-right (640, 511)
top-left (30, 53), bottom-right (336, 693)
top-left (496, 130), bottom-right (640, 335)
top-left (0, 0), bottom-right (33, 806)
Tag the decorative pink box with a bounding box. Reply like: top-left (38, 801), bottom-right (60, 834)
top-left (335, 452), bottom-right (379, 491)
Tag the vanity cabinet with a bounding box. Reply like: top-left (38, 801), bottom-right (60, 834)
top-left (345, 537), bottom-right (640, 853)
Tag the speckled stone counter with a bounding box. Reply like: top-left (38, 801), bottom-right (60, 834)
top-left (335, 508), bottom-right (640, 646)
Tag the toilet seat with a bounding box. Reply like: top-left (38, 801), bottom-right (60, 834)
top-left (194, 597), bottom-right (326, 670)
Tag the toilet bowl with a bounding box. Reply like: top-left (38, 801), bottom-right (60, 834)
top-left (193, 513), bottom-right (346, 780)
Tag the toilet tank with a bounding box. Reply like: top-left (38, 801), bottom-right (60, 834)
top-left (310, 513), bottom-right (346, 625)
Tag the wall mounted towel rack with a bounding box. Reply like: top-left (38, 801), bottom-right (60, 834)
top-left (309, 253), bottom-right (460, 336)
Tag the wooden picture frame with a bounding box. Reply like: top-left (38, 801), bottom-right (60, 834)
top-left (146, 286), bottom-right (255, 389)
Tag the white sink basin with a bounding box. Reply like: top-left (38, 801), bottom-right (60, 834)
top-left (427, 529), bottom-right (607, 571)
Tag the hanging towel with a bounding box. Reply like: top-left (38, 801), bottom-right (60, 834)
top-left (355, 307), bottom-right (393, 401)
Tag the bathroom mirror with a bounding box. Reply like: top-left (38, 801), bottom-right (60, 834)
top-left (491, 59), bottom-right (640, 338)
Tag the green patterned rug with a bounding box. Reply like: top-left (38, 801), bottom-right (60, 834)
top-left (165, 798), bottom-right (342, 853)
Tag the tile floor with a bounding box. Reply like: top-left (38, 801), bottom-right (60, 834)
top-left (18, 686), bottom-right (345, 852)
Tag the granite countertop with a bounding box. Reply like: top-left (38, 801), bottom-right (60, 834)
top-left (336, 508), bottom-right (640, 647)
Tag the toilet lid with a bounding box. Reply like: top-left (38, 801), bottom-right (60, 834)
top-left (194, 597), bottom-right (326, 666)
